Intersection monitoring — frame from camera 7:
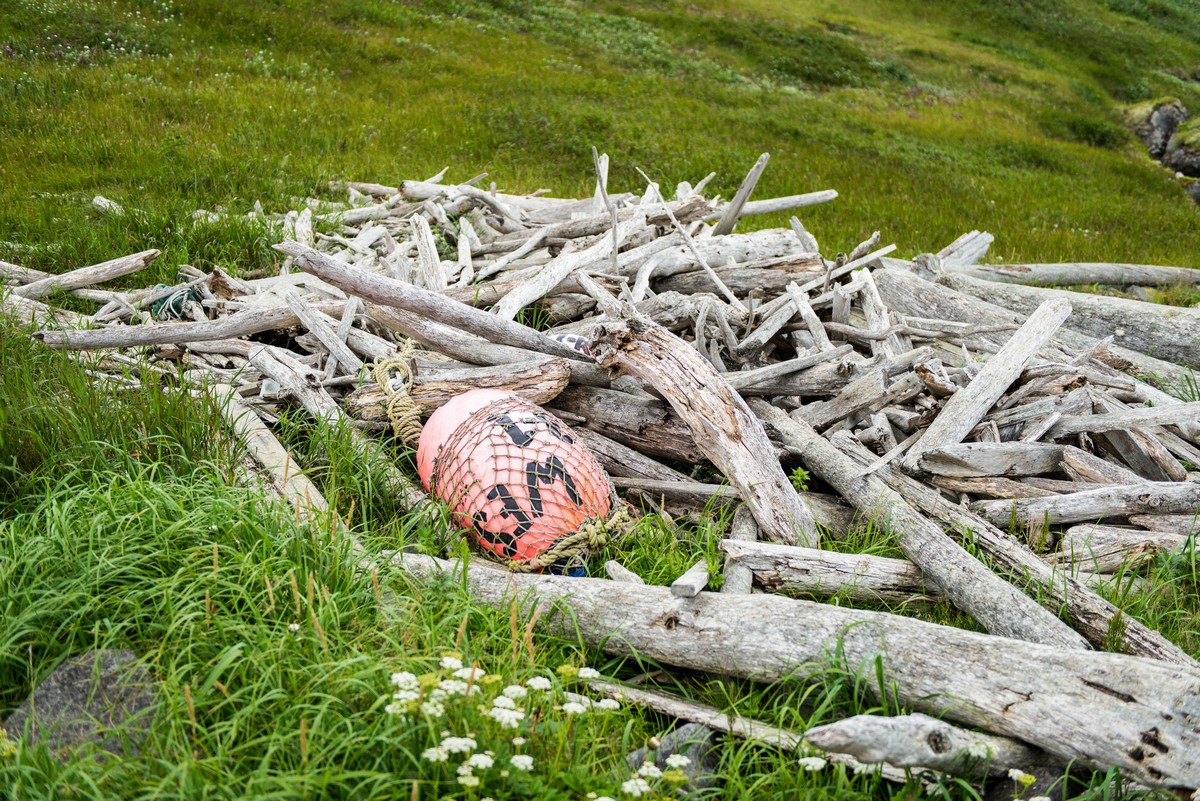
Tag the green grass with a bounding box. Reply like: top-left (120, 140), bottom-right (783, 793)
top-left (4, 0), bottom-right (1200, 798)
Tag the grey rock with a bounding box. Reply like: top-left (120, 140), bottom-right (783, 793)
top-left (626, 722), bottom-right (721, 790)
top-left (1164, 130), bottom-right (1200, 177)
top-left (1124, 99), bottom-right (1188, 160)
top-left (1186, 180), bottom-right (1200, 205)
top-left (2, 649), bottom-right (158, 760)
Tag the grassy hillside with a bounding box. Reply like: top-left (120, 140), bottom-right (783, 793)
top-left (3, 2), bottom-right (1200, 799)
top-left (1, 0), bottom-right (1200, 279)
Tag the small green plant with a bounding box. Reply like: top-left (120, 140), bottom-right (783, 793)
top-left (789, 465), bottom-right (810, 492)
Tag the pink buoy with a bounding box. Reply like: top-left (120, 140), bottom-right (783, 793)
top-left (417, 390), bottom-right (613, 566)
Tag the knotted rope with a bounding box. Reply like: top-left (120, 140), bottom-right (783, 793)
top-left (506, 503), bottom-right (636, 573)
top-left (372, 343), bottom-right (423, 447)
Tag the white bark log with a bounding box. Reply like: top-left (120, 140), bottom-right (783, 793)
top-left (392, 553), bottom-right (1200, 788)
top-left (13, 250), bottom-right (160, 300)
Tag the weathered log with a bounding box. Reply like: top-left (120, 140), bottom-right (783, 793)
top-left (972, 482), bottom-right (1200, 527)
top-left (804, 713), bottom-right (1063, 781)
top-left (13, 250), bottom-right (159, 300)
top-left (33, 300), bottom-right (346, 350)
top-left (931, 475), bottom-right (1056, 499)
top-left (946, 261), bottom-right (1200, 289)
top-left (275, 241), bottom-right (583, 361)
top-left (1052, 524), bottom-right (1188, 573)
top-left (903, 298), bottom-right (1072, 471)
top-left (753, 401), bottom-right (1086, 648)
top-left (721, 506), bottom-right (758, 596)
top-left (590, 308), bottom-right (820, 547)
top-left (365, 304), bottom-right (610, 388)
top-left (1128, 514), bottom-right (1200, 536)
top-left (873, 267), bottom-right (1191, 388)
top-left (548, 386), bottom-right (705, 465)
top-left (939, 272), bottom-right (1200, 369)
top-left (343, 357), bottom-right (572, 418)
top-left (571, 427), bottom-right (692, 484)
top-left (722, 539), bottom-right (934, 605)
top-left (1044, 401), bottom-right (1200, 439)
top-left (393, 553), bottom-right (1200, 787)
top-left (917, 443), bottom-right (1067, 477)
top-left (833, 433), bottom-right (1196, 665)
top-left (671, 560), bottom-right (711, 598)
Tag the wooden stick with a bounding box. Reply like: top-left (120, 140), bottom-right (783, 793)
top-left (721, 506), bottom-right (758, 596)
top-left (711, 153), bottom-right (769, 237)
top-left (753, 402), bottom-right (1087, 649)
top-left (946, 261), bottom-right (1200, 288)
top-left (704, 190), bottom-right (837, 223)
top-left (392, 552), bottom-right (1200, 787)
top-left (284, 291), bottom-right (364, 375)
top-left (670, 560), bottom-right (710, 598)
top-left (903, 298), bottom-right (1072, 471)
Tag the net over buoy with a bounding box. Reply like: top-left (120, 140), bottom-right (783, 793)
top-left (417, 389), bottom-right (614, 569)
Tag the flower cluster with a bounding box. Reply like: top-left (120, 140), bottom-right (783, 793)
top-left (383, 656), bottom-right (626, 795)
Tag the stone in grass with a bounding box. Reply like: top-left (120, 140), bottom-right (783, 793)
top-left (2, 649), bottom-right (158, 761)
top-left (626, 722), bottom-right (721, 790)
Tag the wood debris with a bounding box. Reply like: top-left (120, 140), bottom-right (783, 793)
top-left (5, 157), bottom-right (1200, 792)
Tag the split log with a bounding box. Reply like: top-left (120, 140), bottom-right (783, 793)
top-left (753, 401), bottom-right (1086, 648)
top-left (1128, 514), bottom-right (1200, 536)
top-left (393, 553), bottom-right (1200, 788)
top-left (710, 153), bottom-right (769, 237)
top-left (972, 482), bottom-right (1200, 527)
top-left (13, 250), bottom-right (159, 300)
top-left (832, 433), bottom-right (1196, 665)
top-left (805, 713), bottom-right (1063, 781)
top-left (722, 539), bottom-right (934, 605)
top-left (931, 475), bottom-right (1056, 499)
top-left (1045, 402), bottom-right (1200, 439)
top-left (589, 308), bottom-right (820, 547)
top-left (939, 272), bottom-right (1200, 369)
top-left (671, 560), bottom-right (711, 598)
top-left (902, 298), bottom-right (1072, 472)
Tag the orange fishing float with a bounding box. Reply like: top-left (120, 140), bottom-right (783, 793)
top-left (417, 390), bottom-right (613, 568)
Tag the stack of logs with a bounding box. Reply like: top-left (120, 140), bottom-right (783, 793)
top-left (4, 156), bottom-right (1200, 794)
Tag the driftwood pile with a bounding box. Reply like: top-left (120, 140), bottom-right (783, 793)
top-left (4, 155), bottom-right (1200, 794)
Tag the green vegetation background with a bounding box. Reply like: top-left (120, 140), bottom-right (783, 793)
top-left (2, 1), bottom-right (1200, 799)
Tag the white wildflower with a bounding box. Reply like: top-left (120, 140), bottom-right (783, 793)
top-left (665, 754), bottom-right (691, 768)
top-left (1008, 768), bottom-right (1025, 781)
top-left (288, 623), bottom-right (300, 633)
top-left (384, 702), bottom-right (406, 715)
top-left (510, 754), bottom-right (534, 771)
top-left (637, 762), bottom-right (662, 779)
top-left (578, 666), bottom-right (601, 679)
top-left (457, 774), bottom-right (480, 788)
top-left (422, 746), bottom-right (449, 762)
top-left (562, 701), bottom-right (587, 715)
top-left (390, 671), bottom-right (418, 690)
top-left (595, 698), bottom-right (621, 711)
top-left (526, 676), bottom-right (552, 691)
top-left (963, 741), bottom-right (991, 760)
top-left (492, 695), bottom-right (516, 710)
top-left (487, 706), bottom-right (525, 728)
top-left (595, 798), bottom-right (615, 801)
top-left (441, 736), bottom-right (476, 754)
top-left (440, 656), bottom-right (464, 671)
top-left (420, 699), bottom-right (445, 718)
top-left (1028, 797), bottom-right (1052, 801)
top-left (511, 736), bottom-right (526, 747)
top-left (439, 679), bottom-right (469, 696)
top-left (502, 684), bottom-right (528, 700)
top-left (797, 756), bottom-right (827, 771)
top-left (467, 753), bottom-right (494, 770)
top-left (453, 666), bottom-right (486, 681)
top-left (621, 778), bottom-right (652, 797)
top-left (391, 689), bottom-right (419, 703)
top-left (456, 763), bottom-right (473, 776)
